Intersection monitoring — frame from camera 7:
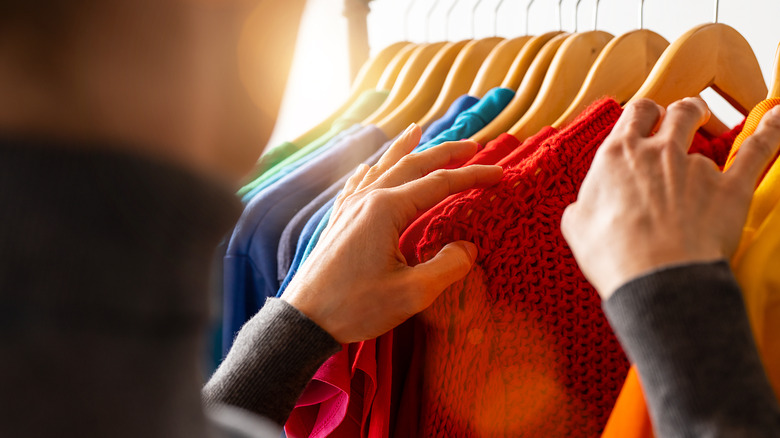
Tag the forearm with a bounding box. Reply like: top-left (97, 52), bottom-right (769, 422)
top-left (203, 298), bottom-right (340, 426)
top-left (603, 261), bottom-right (780, 437)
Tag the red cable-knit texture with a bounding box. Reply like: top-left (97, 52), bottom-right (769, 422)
top-left (409, 99), bottom-right (629, 437)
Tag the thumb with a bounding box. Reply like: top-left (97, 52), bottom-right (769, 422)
top-left (408, 241), bottom-right (478, 308)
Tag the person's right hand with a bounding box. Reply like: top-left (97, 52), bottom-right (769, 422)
top-left (281, 124), bottom-right (503, 344)
top-left (562, 98), bottom-right (780, 299)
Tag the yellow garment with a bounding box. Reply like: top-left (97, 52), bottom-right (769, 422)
top-left (725, 97), bottom-right (780, 395)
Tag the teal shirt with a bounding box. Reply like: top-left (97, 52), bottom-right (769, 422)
top-left (238, 89), bottom-right (389, 197)
top-left (416, 87), bottom-right (515, 152)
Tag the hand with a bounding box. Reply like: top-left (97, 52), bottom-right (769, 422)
top-left (281, 124), bottom-right (503, 343)
top-left (561, 98), bottom-right (780, 299)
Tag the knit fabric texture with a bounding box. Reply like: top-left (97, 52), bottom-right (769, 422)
top-left (405, 99), bottom-right (629, 437)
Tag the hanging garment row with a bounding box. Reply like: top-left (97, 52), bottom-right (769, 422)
top-left (219, 0), bottom-right (780, 436)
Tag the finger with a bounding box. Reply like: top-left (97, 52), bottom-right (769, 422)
top-left (357, 124), bottom-right (421, 191)
top-left (333, 163), bottom-right (370, 215)
top-left (656, 97), bottom-right (712, 152)
top-left (611, 98), bottom-right (665, 140)
top-left (388, 165), bottom-right (503, 227)
top-left (726, 105), bottom-right (780, 189)
top-left (405, 240), bottom-right (478, 310)
top-left (372, 140), bottom-right (481, 190)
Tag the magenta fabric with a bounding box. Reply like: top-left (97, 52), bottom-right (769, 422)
top-left (286, 334), bottom-right (393, 438)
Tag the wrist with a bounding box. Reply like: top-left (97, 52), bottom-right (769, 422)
top-left (601, 252), bottom-right (727, 300)
top-left (281, 282), bottom-right (346, 344)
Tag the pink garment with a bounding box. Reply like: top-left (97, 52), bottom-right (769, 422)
top-left (285, 334), bottom-right (393, 438)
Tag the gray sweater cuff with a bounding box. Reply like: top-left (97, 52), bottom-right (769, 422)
top-left (604, 261), bottom-right (780, 437)
top-left (203, 298), bottom-right (341, 426)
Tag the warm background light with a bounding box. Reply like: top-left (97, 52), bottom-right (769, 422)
top-left (269, 0), bottom-right (780, 149)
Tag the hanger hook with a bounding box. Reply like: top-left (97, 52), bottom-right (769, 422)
top-left (556, 0), bottom-right (564, 32)
top-left (403, 0), bottom-right (415, 41)
top-left (472, 0), bottom-right (486, 38)
top-left (714, 0), bottom-right (719, 23)
top-left (593, 0), bottom-right (601, 30)
top-left (525, 0), bottom-right (536, 35)
top-left (445, 0), bottom-right (461, 41)
top-left (494, 0), bottom-right (509, 36)
top-left (426, 0), bottom-right (442, 42)
top-left (638, 0), bottom-right (645, 29)
top-left (574, 0), bottom-right (583, 32)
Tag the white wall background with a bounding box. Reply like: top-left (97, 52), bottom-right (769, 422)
top-left (269, 0), bottom-right (780, 147)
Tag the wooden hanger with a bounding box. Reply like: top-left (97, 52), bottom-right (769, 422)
top-left (629, 23), bottom-right (767, 115)
top-left (500, 31), bottom-right (563, 90)
top-left (770, 43), bottom-right (780, 98)
top-left (415, 37), bottom-right (505, 128)
top-left (468, 36), bottom-right (534, 97)
top-left (375, 40), bottom-right (472, 138)
top-left (375, 43), bottom-right (419, 91)
top-left (553, 30), bottom-right (669, 128)
top-left (290, 41), bottom-right (413, 146)
top-left (362, 42), bottom-right (451, 125)
top-left (470, 32), bottom-right (567, 144)
top-left (507, 30), bottom-right (614, 141)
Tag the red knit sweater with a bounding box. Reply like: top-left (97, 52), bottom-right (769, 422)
top-left (390, 98), bottom-right (743, 437)
top-left (401, 99), bottom-right (627, 437)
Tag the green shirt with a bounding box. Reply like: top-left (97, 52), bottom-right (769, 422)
top-left (238, 89), bottom-right (389, 196)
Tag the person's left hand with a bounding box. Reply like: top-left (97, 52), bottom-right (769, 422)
top-left (281, 124), bottom-right (503, 343)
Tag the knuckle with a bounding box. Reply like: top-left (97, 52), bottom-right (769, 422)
top-left (429, 168), bottom-right (449, 178)
top-left (428, 169), bottom-right (454, 191)
top-left (451, 248), bottom-right (474, 273)
top-left (364, 165), bottom-right (382, 180)
top-left (668, 99), bottom-right (702, 116)
top-left (364, 188), bottom-right (393, 208)
top-left (747, 136), bottom-right (776, 159)
top-left (601, 140), bottom-right (628, 156)
top-left (630, 98), bottom-right (660, 114)
top-left (398, 152), bottom-right (420, 165)
top-left (690, 153), bottom-right (720, 171)
top-left (397, 153), bottom-right (419, 168)
top-left (761, 113), bottom-right (780, 131)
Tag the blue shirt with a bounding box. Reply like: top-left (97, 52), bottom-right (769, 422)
top-left (418, 94), bottom-right (480, 144)
top-left (222, 125), bottom-right (388, 354)
top-left (276, 133), bottom-right (398, 285)
top-left (277, 198), bottom-right (336, 297)
top-left (416, 87), bottom-right (515, 152)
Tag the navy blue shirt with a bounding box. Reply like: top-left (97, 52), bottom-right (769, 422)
top-left (222, 125), bottom-right (388, 354)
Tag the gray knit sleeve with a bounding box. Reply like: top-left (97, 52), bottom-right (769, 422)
top-left (603, 261), bottom-right (780, 437)
top-left (203, 298), bottom-right (341, 426)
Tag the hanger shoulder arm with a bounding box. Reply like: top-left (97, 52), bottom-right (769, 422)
top-left (508, 30), bottom-right (614, 141)
top-left (553, 30), bottom-right (669, 129)
top-left (376, 41), bottom-right (469, 137)
top-left (417, 37), bottom-right (505, 127)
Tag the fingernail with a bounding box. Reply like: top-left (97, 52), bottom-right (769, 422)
top-left (767, 106), bottom-right (780, 119)
top-left (462, 242), bottom-right (478, 262)
top-left (403, 123), bottom-right (417, 136)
